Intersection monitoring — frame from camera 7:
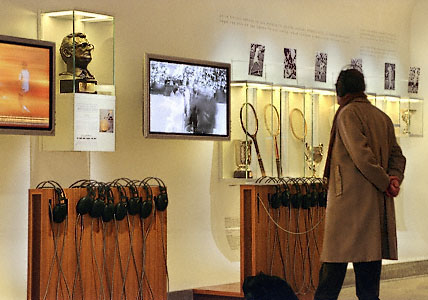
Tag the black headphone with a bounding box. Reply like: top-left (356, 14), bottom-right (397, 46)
top-left (127, 184), bottom-right (141, 216)
top-left (114, 185), bottom-right (128, 221)
top-left (76, 185), bottom-right (95, 215)
top-left (301, 179), bottom-right (311, 210)
top-left (336, 66), bottom-right (366, 97)
top-left (143, 177), bottom-right (168, 212)
top-left (139, 181), bottom-right (153, 219)
top-left (280, 179), bottom-right (291, 208)
top-left (89, 185), bottom-right (106, 218)
top-left (268, 184), bottom-right (282, 209)
top-left (290, 179), bottom-right (302, 209)
top-left (36, 180), bottom-right (68, 224)
top-left (102, 185), bottom-right (115, 222)
top-left (52, 187), bottom-right (68, 223)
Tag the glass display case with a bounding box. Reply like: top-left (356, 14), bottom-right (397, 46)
top-left (400, 98), bottom-right (424, 137)
top-left (220, 82), bottom-right (336, 181)
top-left (38, 10), bottom-right (115, 151)
top-left (303, 89), bottom-right (336, 177)
top-left (375, 95), bottom-right (401, 137)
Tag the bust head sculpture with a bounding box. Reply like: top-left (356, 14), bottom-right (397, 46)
top-left (59, 32), bottom-right (95, 80)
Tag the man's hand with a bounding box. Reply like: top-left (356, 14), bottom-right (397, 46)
top-left (385, 175), bottom-right (400, 198)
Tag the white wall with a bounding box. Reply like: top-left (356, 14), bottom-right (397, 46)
top-left (0, 1), bottom-right (426, 299)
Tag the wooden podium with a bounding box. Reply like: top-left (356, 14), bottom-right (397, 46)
top-left (194, 183), bottom-right (325, 300)
top-left (27, 186), bottom-right (167, 300)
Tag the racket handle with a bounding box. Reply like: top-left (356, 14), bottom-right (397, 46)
top-left (253, 141), bottom-right (266, 177)
top-left (273, 136), bottom-right (282, 177)
top-left (276, 158), bottom-right (282, 178)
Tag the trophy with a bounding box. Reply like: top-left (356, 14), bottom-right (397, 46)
top-left (401, 109), bottom-right (416, 134)
top-left (59, 32), bottom-right (97, 93)
top-left (233, 140), bottom-right (253, 178)
top-left (305, 143), bottom-right (324, 177)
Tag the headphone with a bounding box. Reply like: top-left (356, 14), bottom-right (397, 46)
top-left (280, 180), bottom-right (291, 208)
top-left (52, 187), bottom-right (68, 223)
top-left (36, 181), bottom-right (68, 224)
top-left (114, 184), bottom-right (128, 221)
top-left (143, 177), bottom-right (168, 212)
top-left (127, 184), bottom-right (141, 216)
top-left (139, 181), bottom-right (153, 219)
top-left (335, 65), bottom-right (366, 97)
top-left (76, 185), bottom-right (95, 215)
top-left (268, 184), bottom-right (282, 209)
top-left (290, 178), bottom-right (302, 209)
top-left (89, 185), bottom-right (106, 218)
top-left (301, 179), bottom-right (311, 210)
top-left (102, 185), bottom-right (115, 222)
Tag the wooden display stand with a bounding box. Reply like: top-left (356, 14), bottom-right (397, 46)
top-left (194, 184), bottom-right (325, 300)
top-left (28, 187), bottom-right (167, 300)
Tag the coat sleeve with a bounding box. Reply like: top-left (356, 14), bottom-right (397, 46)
top-left (387, 121), bottom-right (406, 183)
top-left (337, 108), bottom-right (390, 192)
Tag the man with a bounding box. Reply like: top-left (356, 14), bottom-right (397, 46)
top-left (18, 61), bottom-right (30, 112)
top-left (59, 32), bottom-right (95, 79)
top-left (314, 68), bottom-right (406, 300)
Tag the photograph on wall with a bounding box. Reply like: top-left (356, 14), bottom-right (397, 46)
top-left (314, 52), bottom-right (328, 82)
top-left (248, 43), bottom-right (265, 77)
top-left (351, 58), bottom-right (363, 73)
top-left (408, 66), bottom-right (420, 94)
top-left (147, 56), bottom-right (229, 138)
top-left (385, 63), bottom-right (396, 90)
top-left (283, 48), bottom-right (297, 79)
top-left (99, 109), bottom-right (114, 133)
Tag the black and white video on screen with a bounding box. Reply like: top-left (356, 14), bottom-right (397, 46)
top-left (148, 58), bottom-right (229, 138)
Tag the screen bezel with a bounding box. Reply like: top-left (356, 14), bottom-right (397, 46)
top-left (0, 34), bottom-right (55, 136)
top-left (144, 53), bottom-right (231, 141)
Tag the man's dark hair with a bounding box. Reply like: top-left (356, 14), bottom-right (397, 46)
top-left (242, 272), bottom-right (298, 300)
top-left (336, 68), bottom-right (366, 97)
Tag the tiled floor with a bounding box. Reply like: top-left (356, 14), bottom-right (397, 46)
top-left (339, 275), bottom-right (428, 299)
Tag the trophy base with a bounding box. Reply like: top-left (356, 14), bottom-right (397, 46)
top-left (233, 169), bottom-right (253, 179)
top-left (60, 79), bottom-right (97, 94)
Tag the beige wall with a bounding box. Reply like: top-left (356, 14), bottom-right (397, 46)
top-left (0, 0), bottom-right (426, 298)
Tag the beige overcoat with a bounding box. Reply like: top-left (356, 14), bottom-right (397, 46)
top-left (321, 97), bottom-right (406, 262)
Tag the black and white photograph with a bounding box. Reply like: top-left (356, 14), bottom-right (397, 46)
top-left (408, 66), bottom-right (420, 94)
top-left (314, 52), bottom-right (328, 82)
top-left (283, 48), bottom-right (297, 79)
top-left (248, 43), bottom-right (265, 77)
top-left (351, 58), bottom-right (363, 73)
top-left (385, 62), bottom-right (396, 90)
top-left (148, 58), bottom-right (228, 137)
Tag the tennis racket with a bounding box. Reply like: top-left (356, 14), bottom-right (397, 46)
top-left (240, 102), bottom-right (266, 177)
top-left (264, 104), bottom-right (282, 177)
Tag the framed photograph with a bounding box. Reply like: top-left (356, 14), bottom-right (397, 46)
top-left (351, 58), bottom-right (363, 73)
top-left (284, 48), bottom-right (297, 79)
top-left (144, 53), bottom-right (230, 140)
top-left (315, 52), bottom-right (328, 82)
top-left (408, 67), bottom-right (420, 94)
top-left (248, 43), bottom-right (265, 77)
top-left (0, 34), bottom-right (55, 135)
top-left (385, 63), bottom-right (396, 90)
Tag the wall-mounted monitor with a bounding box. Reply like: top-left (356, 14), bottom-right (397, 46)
top-left (0, 35), bottom-right (55, 135)
top-left (144, 53), bottom-right (230, 140)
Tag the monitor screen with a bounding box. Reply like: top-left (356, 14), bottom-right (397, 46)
top-left (0, 35), bottom-right (55, 135)
top-left (144, 53), bottom-right (230, 140)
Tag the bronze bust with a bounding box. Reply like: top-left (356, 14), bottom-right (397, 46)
top-left (59, 32), bottom-right (95, 80)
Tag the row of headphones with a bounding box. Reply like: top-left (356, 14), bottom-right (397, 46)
top-left (36, 177), bottom-right (168, 224)
top-left (257, 177), bottom-right (327, 210)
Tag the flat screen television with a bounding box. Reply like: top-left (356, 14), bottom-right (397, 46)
top-left (0, 34), bottom-right (55, 135)
top-left (144, 53), bottom-right (230, 140)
